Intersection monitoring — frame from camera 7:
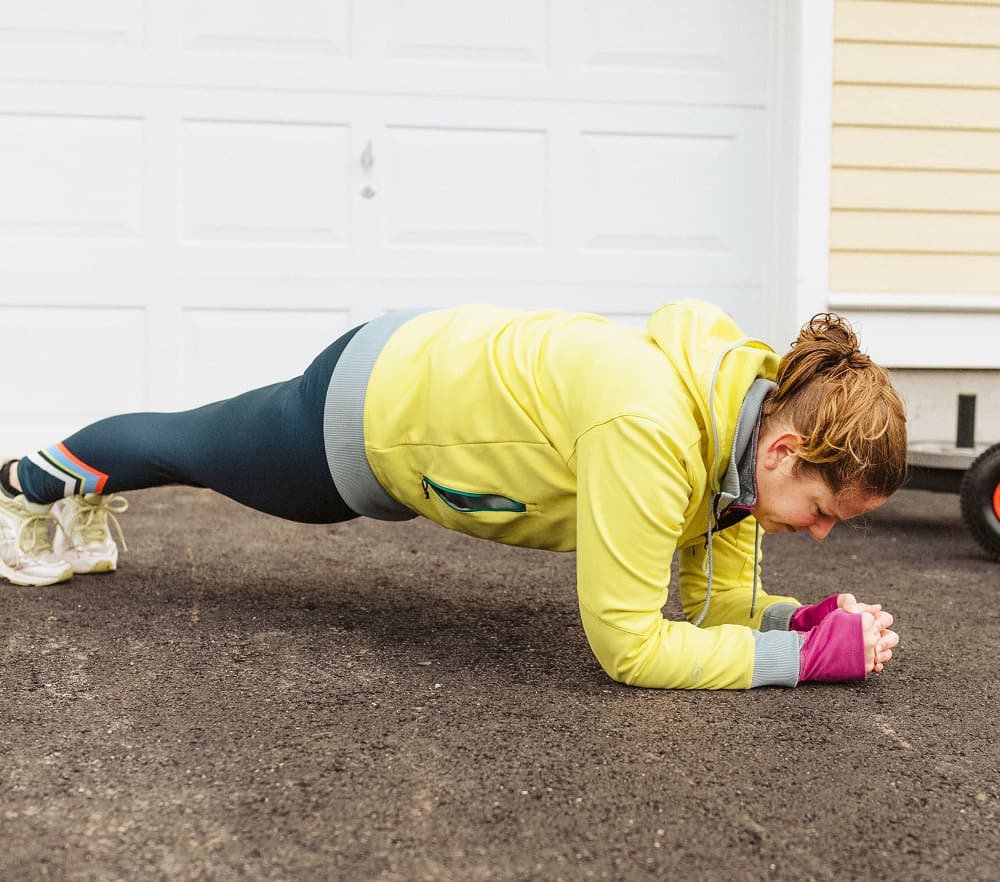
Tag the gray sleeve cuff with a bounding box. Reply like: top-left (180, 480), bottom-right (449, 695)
top-left (750, 630), bottom-right (804, 688)
top-left (759, 601), bottom-right (799, 632)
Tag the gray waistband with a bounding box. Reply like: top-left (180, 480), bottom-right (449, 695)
top-left (323, 310), bottom-right (424, 521)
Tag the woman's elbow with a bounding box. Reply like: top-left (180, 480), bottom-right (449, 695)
top-left (586, 632), bottom-right (660, 687)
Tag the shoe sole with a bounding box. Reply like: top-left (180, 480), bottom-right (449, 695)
top-left (0, 559), bottom-right (73, 587)
top-left (53, 534), bottom-right (118, 575)
top-left (70, 559), bottom-right (117, 575)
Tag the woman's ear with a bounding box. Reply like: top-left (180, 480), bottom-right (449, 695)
top-left (761, 430), bottom-right (803, 471)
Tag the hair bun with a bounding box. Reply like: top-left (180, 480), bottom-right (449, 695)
top-left (796, 314), bottom-right (867, 375)
top-left (843, 350), bottom-right (871, 370)
top-left (803, 313), bottom-right (859, 349)
top-left (765, 310), bottom-right (908, 497)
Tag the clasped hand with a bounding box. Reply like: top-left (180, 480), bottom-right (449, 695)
top-left (836, 593), bottom-right (898, 674)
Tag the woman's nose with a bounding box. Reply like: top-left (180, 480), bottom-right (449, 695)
top-left (809, 518), bottom-right (835, 541)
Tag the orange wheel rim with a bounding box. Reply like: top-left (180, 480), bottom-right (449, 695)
top-left (994, 482), bottom-right (1000, 520)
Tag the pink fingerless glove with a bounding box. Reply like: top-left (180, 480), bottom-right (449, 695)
top-left (789, 593), bottom-right (841, 632)
top-left (799, 609), bottom-right (867, 682)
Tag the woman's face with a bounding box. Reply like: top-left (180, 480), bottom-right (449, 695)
top-left (752, 430), bottom-right (886, 539)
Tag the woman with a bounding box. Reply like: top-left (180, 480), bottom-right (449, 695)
top-left (0, 300), bottom-right (906, 689)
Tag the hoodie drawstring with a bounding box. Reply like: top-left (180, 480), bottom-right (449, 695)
top-left (691, 335), bottom-right (764, 629)
top-left (692, 497), bottom-right (716, 627)
top-left (692, 498), bottom-right (762, 627)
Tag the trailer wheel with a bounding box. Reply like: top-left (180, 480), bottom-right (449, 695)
top-left (960, 442), bottom-right (1000, 561)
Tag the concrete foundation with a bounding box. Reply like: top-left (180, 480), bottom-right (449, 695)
top-left (890, 369), bottom-right (1000, 447)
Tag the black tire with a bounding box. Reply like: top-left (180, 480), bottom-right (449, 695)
top-left (959, 442), bottom-right (1000, 562)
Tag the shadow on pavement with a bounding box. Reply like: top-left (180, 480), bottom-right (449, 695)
top-left (2, 485), bottom-right (997, 882)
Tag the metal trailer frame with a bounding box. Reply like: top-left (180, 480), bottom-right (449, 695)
top-left (904, 395), bottom-right (1000, 561)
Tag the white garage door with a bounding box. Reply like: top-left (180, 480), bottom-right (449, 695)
top-left (0, 1), bottom-right (771, 454)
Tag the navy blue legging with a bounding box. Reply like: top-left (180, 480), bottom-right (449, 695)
top-left (19, 326), bottom-right (362, 524)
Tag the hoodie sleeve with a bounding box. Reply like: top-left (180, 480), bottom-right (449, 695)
top-left (678, 519), bottom-right (800, 629)
top-left (573, 416), bottom-right (757, 690)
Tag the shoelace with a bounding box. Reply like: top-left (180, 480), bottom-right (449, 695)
top-left (17, 510), bottom-right (57, 557)
top-left (66, 495), bottom-right (129, 552)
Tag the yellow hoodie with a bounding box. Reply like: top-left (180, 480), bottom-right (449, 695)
top-left (361, 300), bottom-right (799, 689)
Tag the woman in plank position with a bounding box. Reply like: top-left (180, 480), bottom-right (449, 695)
top-left (0, 300), bottom-right (905, 689)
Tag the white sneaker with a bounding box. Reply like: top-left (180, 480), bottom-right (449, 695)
top-left (52, 493), bottom-right (128, 574)
top-left (0, 492), bottom-right (74, 587)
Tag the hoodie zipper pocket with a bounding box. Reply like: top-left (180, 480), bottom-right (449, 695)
top-left (421, 476), bottom-right (527, 513)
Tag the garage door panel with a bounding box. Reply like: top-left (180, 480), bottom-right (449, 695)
top-left (0, 5), bottom-right (775, 444)
top-left (384, 0), bottom-right (547, 64)
top-left (583, 0), bottom-right (725, 70)
top-left (182, 308), bottom-right (352, 406)
top-left (0, 4), bottom-right (766, 106)
top-left (580, 131), bottom-right (734, 253)
top-left (182, 119), bottom-right (352, 244)
top-left (0, 98), bottom-right (762, 284)
top-left (182, 0), bottom-right (350, 56)
top-left (4, 306), bottom-right (146, 417)
top-left (0, 0), bottom-right (144, 49)
top-left (0, 113), bottom-right (145, 239)
top-left (577, 0), bottom-right (766, 96)
top-left (333, 249), bottom-right (754, 285)
top-left (384, 126), bottom-right (547, 249)
top-left (342, 280), bottom-right (766, 339)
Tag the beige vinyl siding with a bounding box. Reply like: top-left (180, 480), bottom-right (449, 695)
top-left (831, 0), bottom-right (1000, 295)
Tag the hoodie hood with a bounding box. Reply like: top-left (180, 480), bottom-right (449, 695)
top-left (646, 300), bottom-right (779, 495)
top-left (648, 300), bottom-right (780, 626)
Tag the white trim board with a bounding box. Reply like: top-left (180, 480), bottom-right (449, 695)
top-left (760, 0), bottom-right (834, 350)
top-left (829, 305), bottom-right (1000, 369)
top-left (830, 292), bottom-right (1000, 368)
top-left (791, 0), bottom-right (834, 340)
top-left (829, 292), bottom-right (1000, 313)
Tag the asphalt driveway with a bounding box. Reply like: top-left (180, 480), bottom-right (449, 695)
top-left (2, 485), bottom-right (997, 881)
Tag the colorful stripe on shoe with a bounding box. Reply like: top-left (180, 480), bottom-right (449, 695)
top-left (27, 443), bottom-right (109, 496)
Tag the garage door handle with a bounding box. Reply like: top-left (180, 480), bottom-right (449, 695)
top-left (360, 141), bottom-right (374, 172)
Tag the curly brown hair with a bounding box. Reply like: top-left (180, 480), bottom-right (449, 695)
top-left (761, 313), bottom-right (908, 497)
